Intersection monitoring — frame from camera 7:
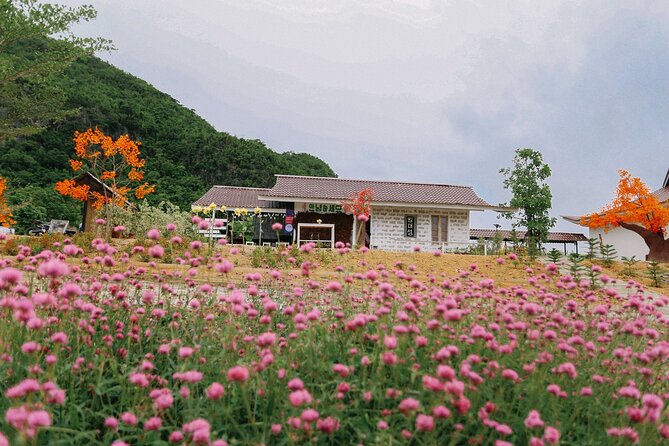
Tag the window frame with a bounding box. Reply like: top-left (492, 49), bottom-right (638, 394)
top-left (431, 215), bottom-right (449, 243)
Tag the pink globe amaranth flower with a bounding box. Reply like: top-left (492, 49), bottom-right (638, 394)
top-left (544, 426), bottom-right (560, 444)
top-left (501, 368), bottom-right (519, 382)
top-left (580, 387), bottom-right (593, 396)
top-left (0, 267), bottom-right (23, 287)
top-left (147, 228), bottom-right (161, 240)
top-left (226, 365), bottom-right (250, 383)
top-left (21, 342), bottom-right (41, 354)
top-left (416, 414), bottom-right (435, 432)
top-left (257, 332), bottom-right (276, 347)
top-left (212, 440), bottom-right (228, 446)
top-left (215, 260), bottom-right (234, 274)
top-left (111, 441), bottom-right (129, 446)
top-left (0, 432), bottom-right (8, 446)
top-left (316, 416), bottom-right (340, 434)
top-left (525, 410), bottom-right (545, 429)
top-left (206, 382), bottom-right (225, 400)
top-left (145, 416), bottom-right (163, 431)
top-left (27, 409), bottom-right (51, 429)
top-left (38, 259), bottom-right (70, 278)
top-left (433, 405), bottom-right (451, 419)
top-left (148, 244), bottom-right (165, 259)
top-left (288, 389), bottom-right (312, 407)
top-left (166, 223), bottom-right (177, 231)
top-left (326, 280), bottom-right (343, 292)
top-left (271, 424), bottom-right (282, 435)
top-left (104, 417), bottom-right (119, 429)
top-left (95, 218), bottom-right (105, 225)
top-left (120, 412), bottom-right (138, 426)
top-left (178, 347), bottom-right (194, 358)
top-left (46, 388), bottom-right (66, 405)
top-left (169, 431), bottom-right (184, 442)
top-left (287, 378), bottom-right (304, 390)
top-left (332, 364), bottom-right (350, 377)
top-left (301, 409), bottom-right (320, 422)
top-left (377, 420), bottom-right (389, 430)
top-left (173, 371), bottom-right (203, 383)
top-left (398, 397), bottom-right (420, 414)
top-left (272, 222), bottom-right (283, 231)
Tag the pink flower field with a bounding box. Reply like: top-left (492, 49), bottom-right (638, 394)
top-left (0, 232), bottom-right (668, 445)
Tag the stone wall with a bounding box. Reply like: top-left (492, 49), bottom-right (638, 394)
top-left (370, 206), bottom-right (471, 252)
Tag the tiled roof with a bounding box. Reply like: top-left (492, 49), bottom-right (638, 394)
top-left (470, 229), bottom-right (588, 243)
top-left (260, 175), bottom-right (499, 208)
top-left (652, 186), bottom-right (669, 203)
top-left (193, 186), bottom-right (283, 209)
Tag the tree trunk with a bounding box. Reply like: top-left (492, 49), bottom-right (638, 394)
top-left (619, 222), bottom-right (669, 262)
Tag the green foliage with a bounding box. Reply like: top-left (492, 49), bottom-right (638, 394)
top-left (586, 238), bottom-right (600, 260)
top-left (7, 184), bottom-right (80, 233)
top-left (646, 261), bottom-right (666, 288)
top-left (500, 148), bottom-right (557, 251)
top-left (547, 248), bottom-right (562, 263)
top-left (107, 201), bottom-right (197, 240)
top-left (0, 0), bottom-right (113, 141)
top-left (567, 253), bottom-right (586, 279)
top-left (621, 256), bottom-right (639, 277)
top-left (0, 56), bottom-right (336, 214)
top-left (599, 243), bottom-right (617, 267)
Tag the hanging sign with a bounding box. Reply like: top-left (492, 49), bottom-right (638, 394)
top-left (405, 215), bottom-right (417, 238)
top-left (299, 203), bottom-right (343, 213)
top-left (284, 224), bottom-right (294, 233)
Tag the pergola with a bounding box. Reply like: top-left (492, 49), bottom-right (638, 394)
top-left (470, 228), bottom-right (588, 254)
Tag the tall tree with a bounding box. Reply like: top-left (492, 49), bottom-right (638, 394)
top-left (500, 148), bottom-right (556, 250)
top-left (0, 0), bottom-right (113, 141)
top-left (582, 170), bottom-right (669, 262)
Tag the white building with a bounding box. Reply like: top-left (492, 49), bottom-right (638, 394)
top-left (563, 169), bottom-right (669, 260)
top-left (194, 175), bottom-right (510, 252)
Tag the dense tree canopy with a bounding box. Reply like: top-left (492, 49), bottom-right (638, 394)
top-left (500, 148), bottom-right (556, 250)
top-left (0, 56), bottom-right (335, 231)
top-left (0, 0), bottom-right (113, 141)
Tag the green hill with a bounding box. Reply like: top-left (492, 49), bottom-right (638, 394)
top-left (0, 56), bottom-right (335, 231)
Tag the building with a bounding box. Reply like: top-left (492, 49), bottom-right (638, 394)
top-left (192, 186), bottom-right (287, 244)
top-left (563, 169), bottom-right (669, 260)
top-left (194, 175), bottom-right (510, 251)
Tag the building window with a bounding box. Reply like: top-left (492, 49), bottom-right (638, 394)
top-left (431, 215), bottom-right (448, 243)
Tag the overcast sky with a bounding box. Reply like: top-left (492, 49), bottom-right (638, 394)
top-left (63, 0), bottom-right (668, 231)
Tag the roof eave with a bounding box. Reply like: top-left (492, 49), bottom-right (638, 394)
top-left (561, 215), bottom-right (588, 226)
top-left (258, 195), bottom-right (516, 211)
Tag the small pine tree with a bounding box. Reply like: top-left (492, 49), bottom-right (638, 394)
top-left (620, 256), bottom-right (638, 277)
top-left (567, 253), bottom-right (586, 279)
top-left (586, 238), bottom-right (600, 260)
top-left (547, 248), bottom-right (562, 263)
top-left (599, 244), bottom-right (617, 267)
top-left (646, 261), bottom-right (666, 288)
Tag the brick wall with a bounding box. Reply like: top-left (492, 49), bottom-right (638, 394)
top-left (370, 206), bottom-right (470, 252)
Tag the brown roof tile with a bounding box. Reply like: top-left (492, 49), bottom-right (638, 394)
top-left (260, 175), bottom-right (497, 208)
top-left (193, 186), bottom-right (282, 209)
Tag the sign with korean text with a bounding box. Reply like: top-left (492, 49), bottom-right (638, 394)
top-left (299, 203), bottom-right (344, 213)
top-left (405, 215), bottom-right (416, 238)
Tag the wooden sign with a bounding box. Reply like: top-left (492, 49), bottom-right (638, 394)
top-left (405, 215), bottom-right (416, 237)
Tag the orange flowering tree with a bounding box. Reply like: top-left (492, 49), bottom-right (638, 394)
top-left (55, 128), bottom-right (155, 229)
top-left (342, 188), bottom-right (374, 247)
top-left (0, 177), bottom-right (16, 228)
top-left (582, 170), bottom-right (669, 262)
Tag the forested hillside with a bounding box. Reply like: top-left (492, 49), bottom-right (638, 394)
top-left (0, 56), bottom-right (335, 231)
